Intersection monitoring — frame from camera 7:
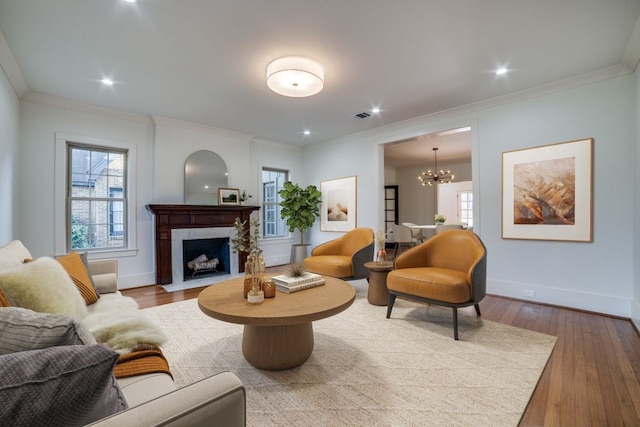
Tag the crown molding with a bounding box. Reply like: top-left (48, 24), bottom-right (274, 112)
top-left (0, 28), bottom-right (28, 97)
top-left (151, 115), bottom-right (254, 141)
top-left (310, 63), bottom-right (633, 151)
top-left (21, 91), bottom-right (152, 124)
top-left (623, 14), bottom-right (640, 71)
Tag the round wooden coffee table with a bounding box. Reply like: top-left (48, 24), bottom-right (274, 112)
top-left (198, 275), bottom-right (355, 370)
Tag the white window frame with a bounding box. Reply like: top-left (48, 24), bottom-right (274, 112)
top-left (261, 167), bottom-right (288, 239)
top-left (55, 133), bottom-right (137, 259)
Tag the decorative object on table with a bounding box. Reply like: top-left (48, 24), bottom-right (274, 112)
top-left (375, 226), bottom-right (387, 264)
top-left (285, 261), bottom-right (307, 278)
top-left (217, 188), bottom-right (241, 206)
top-left (418, 147), bottom-right (455, 186)
top-left (278, 181), bottom-right (322, 263)
top-left (272, 273), bottom-right (325, 293)
top-left (239, 190), bottom-right (252, 205)
top-left (435, 214), bottom-right (446, 224)
top-left (502, 138), bottom-right (593, 242)
top-left (320, 176), bottom-right (357, 232)
top-left (231, 217), bottom-right (265, 298)
top-left (263, 281), bottom-right (276, 298)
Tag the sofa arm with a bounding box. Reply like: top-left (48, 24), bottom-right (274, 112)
top-left (89, 372), bottom-right (246, 427)
top-left (88, 260), bottom-right (118, 294)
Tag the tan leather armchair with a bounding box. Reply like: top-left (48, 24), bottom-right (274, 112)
top-left (304, 228), bottom-right (375, 279)
top-left (386, 230), bottom-right (487, 340)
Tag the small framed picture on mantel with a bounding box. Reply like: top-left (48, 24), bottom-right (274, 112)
top-left (218, 188), bottom-right (240, 206)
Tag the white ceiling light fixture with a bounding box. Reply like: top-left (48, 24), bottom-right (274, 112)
top-left (266, 56), bottom-right (324, 97)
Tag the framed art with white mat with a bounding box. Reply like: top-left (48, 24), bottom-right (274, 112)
top-left (320, 176), bottom-right (357, 232)
top-left (502, 138), bottom-right (593, 242)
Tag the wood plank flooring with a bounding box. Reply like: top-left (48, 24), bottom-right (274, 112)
top-left (122, 280), bottom-right (640, 426)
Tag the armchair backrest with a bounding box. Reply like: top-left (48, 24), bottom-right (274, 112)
top-left (395, 230), bottom-right (485, 273)
top-left (341, 228), bottom-right (374, 255)
top-left (423, 230), bottom-right (485, 273)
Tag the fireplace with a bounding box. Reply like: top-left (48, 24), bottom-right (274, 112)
top-left (183, 237), bottom-right (230, 281)
top-left (146, 204), bottom-right (260, 285)
top-left (171, 227), bottom-right (237, 284)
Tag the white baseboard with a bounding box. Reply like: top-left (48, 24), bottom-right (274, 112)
top-left (487, 278), bottom-right (631, 318)
top-left (117, 272), bottom-right (156, 290)
top-left (631, 298), bottom-right (640, 331)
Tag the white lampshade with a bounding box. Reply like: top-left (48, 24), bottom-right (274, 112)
top-left (266, 56), bottom-right (324, 97)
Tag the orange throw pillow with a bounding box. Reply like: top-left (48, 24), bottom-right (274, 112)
top-left (56, 251), bottom-right (99, 305)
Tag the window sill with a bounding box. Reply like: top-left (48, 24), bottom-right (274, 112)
top-left (85, 248), bottom-right (138, 260)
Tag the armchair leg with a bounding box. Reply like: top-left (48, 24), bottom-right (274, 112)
top-left (386, 294), bottom-right (397, 319)
top-left (452, 307), bottom-right (459, 340)
top-left (474, 304), bottom-right (481, 316)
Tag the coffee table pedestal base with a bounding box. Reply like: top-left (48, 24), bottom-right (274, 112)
top-left (242, 322), bottom-right (314, 370)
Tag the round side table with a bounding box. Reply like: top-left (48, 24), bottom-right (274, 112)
top-left (364, 261), bottom-right (394, 306)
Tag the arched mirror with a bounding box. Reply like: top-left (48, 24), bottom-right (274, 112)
top-left (184, 150), bottom-right (228, 204)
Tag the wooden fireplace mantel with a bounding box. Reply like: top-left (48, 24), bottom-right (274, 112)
top-left (146, 204), bottom-right (260, 285)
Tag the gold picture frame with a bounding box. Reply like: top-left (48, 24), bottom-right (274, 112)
top-left (502, 138), bottom-right (593, 242)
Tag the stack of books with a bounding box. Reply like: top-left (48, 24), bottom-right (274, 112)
top-left (271, 272), bottom-right (325, 293)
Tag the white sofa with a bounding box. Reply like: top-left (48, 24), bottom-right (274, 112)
top-left (0, 240), bottom-right (246, 426)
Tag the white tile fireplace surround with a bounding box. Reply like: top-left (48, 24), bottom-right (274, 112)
top-left (171, 227), bottom-right (239, 287)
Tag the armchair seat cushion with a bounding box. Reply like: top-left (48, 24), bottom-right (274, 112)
top-left (304, 255), bottom-right (352, 278)
top-left (387, 267), bottom-right (471, 304)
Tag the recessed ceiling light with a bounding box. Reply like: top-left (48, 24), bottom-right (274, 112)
top-left (303, 130), bottom-right (311, 136)
top-left (101, 78), bottom-right (114, 86)
top-left (496, 67), bottom-right (508, 76)
top-left (124, 0), bottom-right (136, 3)
top-left (371, 107), bottom-right (381, 114)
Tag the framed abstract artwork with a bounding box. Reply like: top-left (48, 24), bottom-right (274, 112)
top-left (320, 176), bottom-right (357, 232)
top-left (502, 138), bottom-right (593, 242)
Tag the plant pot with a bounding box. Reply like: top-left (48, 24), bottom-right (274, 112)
top-left (290, 244), bottom-right (310, 265)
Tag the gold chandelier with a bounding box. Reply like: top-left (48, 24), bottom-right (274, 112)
top-left (418, 147), bottom-right (454, 186)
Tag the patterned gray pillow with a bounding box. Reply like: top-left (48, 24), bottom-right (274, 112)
top-left (0, 307), bottom-right (96, 356)
top-left (0, 344), bottom-right (128, 426)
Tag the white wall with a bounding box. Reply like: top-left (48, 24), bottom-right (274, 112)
top-left (0, 66), bottom-right (19, 243)
top-left (304, 74), bottom-right (635, 318)
top-left (18, 95), bottom-right (156, 288)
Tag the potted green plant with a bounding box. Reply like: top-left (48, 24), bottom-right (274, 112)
top-left (278, 181), bottom-right (322, 263)
top-left (435, 214), bottom-right (446, 224)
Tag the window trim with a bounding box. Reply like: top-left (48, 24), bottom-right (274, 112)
top-left (261, 167), bottom-right (289, 239)
top-left (55, 133), bottom-right (137, 259)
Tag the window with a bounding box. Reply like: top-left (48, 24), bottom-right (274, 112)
top-left (262, 168), bottom-right (288, 238)
top-left (68, 144), bottom-right (127, 250)
top-left (458, 191), bottom-right (473, 227)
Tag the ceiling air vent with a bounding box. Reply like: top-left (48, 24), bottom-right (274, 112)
top-left (352, 111), bottom-right (371, 119)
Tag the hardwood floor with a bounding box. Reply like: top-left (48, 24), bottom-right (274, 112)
top-left (122, 281), bottom-right (640, 426)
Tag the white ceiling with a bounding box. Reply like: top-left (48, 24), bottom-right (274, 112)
top-left (1, 0), bottom-right (639, 153)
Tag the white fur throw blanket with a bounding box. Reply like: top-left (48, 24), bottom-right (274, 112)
top-left (81, 293), bottom-right (167, 354)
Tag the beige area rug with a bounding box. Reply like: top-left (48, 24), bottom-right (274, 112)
top-left (143, 280), bottom-right (556, 426)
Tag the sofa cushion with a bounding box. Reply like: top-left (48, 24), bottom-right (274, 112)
top-left (0, 307), bottom-right (96, 355)
top-left (0, 240), bottom-right (32, 272)
top-left (0, 344), bottom-right (128, 426)
top-left (0, 257), bottom-right (88, 318)
top-left (57, 251), bottom-right (100, 305)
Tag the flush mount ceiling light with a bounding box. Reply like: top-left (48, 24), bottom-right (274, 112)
top-left (266, 56), bottom-right (324, 97)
